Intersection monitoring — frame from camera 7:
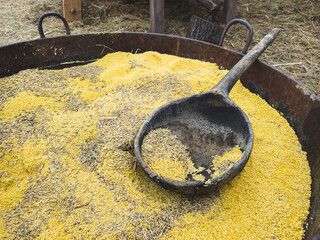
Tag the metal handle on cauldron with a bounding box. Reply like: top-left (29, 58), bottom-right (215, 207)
top-left (218, 19), bottom-right (253, 54)
top-left (38, 12), bottom-right (71, 38)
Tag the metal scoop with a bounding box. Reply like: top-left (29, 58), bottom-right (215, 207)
top-left (134, 28), bottom-right (280, 195)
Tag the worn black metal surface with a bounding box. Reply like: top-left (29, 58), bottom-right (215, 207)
top-left (134, 29), bottom-right (278, 195)
top-left (37, 12), bottom-right (71, 38)
top-left (134, 92), bottom-right (254, 195)
top-left (218, 18), bottom-right (253, 54)
top-left (0, 32), bottom-right (319, 239)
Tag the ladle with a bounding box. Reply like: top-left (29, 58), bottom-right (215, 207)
top-left (134, 28), bottom-right (280, 195)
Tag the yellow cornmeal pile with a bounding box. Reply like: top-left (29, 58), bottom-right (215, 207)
top-left (0, 51), bottom-right (311, 239)
top-left (142, 128), bottom-right (194, 181)
top-left (210, 145), bottom-right (243, 178)
top-left (142, 128), bottom-right (243, 182)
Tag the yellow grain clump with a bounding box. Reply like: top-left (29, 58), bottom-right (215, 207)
top-left (142, 128), bottom-right (243, 183)
top-left (211, 145), bottom-right (243, 178)
top-left (0, 51), bottom-right (311, 240)
top-left (142, 128), bottom-right (194, 181)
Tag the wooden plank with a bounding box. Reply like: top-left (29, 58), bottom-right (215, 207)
top-left (221, 0), bottom-right (237, 26)
top-left (150, 0), bottom-right (164, 33)
top-left (63, 0), bottom-right (82, 22)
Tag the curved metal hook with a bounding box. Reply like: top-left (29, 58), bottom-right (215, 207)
top-left (38, 12), bottom-right (71, 38)
top-left (218, 19), bottom-right (253, 54)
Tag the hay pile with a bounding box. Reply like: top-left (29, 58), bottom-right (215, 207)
top-left (223, 0), bottom-right (320, 97)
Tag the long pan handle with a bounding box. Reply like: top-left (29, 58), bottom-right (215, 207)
top-left (212, 28), bottom-right (280, 95)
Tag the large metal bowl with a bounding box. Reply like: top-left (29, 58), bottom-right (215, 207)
top-left (0, 32), bottom-right (319, 239)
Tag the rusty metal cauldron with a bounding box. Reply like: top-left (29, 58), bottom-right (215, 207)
top-left (0, 13), bottom-right (319, 239)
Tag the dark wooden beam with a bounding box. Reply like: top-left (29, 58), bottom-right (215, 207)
top-left (150, 0), bottom-right (164, 33)
top-left (221, 0), bottom-right (237, 26)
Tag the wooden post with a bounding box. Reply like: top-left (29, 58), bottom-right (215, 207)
top-left (221, 0), bottom-right (237, 26)
top-left (63, 0), bottom-right (82, 22)
top-left (150, 0), bottom-right (164, 33)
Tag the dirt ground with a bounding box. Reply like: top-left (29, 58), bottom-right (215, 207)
top-left (0, 0), bottom-right (319, 96)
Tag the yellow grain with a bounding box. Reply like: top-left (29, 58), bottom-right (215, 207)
top-left (211, 145), bottom-right (243, 178)
top-left (0, 51), bottom-right (311, 239)
top-left (142, 128), bottom-right (243, 182)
